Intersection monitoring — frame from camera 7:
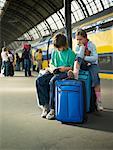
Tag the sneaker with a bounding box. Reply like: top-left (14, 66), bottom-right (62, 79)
top-left (97, 101), bottom-right (103, 111)
top-left (41, 105), bottom-right (49, 118)
top-left (46, 109), bottom-right (55, 120)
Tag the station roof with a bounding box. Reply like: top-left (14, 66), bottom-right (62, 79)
top-left (1, 0), bottom-right (113, 47)
top-left (1, 0), bottom-right (64, 45)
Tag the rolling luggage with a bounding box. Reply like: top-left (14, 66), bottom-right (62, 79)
top-left (78, 70), bottom-right (91, 112)
top-left (55, 79), bottom-right (87, 123)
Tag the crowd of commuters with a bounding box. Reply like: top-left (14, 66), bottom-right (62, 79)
top-left (0, 44), bottom-right (43, 77)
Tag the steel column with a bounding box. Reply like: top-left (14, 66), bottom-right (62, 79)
top-left (64, 0), bottom-right (72, 49)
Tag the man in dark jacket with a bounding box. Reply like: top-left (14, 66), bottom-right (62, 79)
top-left (22, 44), bottom-right (32, 77)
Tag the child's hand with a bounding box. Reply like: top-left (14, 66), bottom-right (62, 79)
top-left (59, 67), bottom-right (66, 72)
top-left (85, 49), bottom-right (91, 56)
top-left (45, 67), bottom-right (53, 73)
top-left (67, 69), bottom-right (79, 79)
top-left (67, 70), bottom-right (75, 79)
top-left (79, 45), bottom-right (85, 52)
top-left (78, 43), bottom-right (84, 46)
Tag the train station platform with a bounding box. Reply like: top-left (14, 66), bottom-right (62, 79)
top-left (0, 71), bottom-right (113, 150)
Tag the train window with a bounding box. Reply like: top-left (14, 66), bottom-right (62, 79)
top-left (72, 32), bottom-right (76, 39)
top-left (98, 54), bottom-right (113, 72)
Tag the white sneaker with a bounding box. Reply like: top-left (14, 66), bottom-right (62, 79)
top-left (46, 109), bottom-right (55, 120)
top-left (41, 105), bottom-right (49, 118)
top-left (97, 101), bottom-right (103, 111)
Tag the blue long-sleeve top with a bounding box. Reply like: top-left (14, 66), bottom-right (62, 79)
top-left (75, 41), bottom-right (98, 65)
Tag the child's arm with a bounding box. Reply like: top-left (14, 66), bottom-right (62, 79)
top-left (84, 53), bottom-right (98, 62)
top-left (84, 43), bottom-right (98, 62)
top-left (68, 61), bottom-right (80, 79)
top-left (76, 44), bottom-right (85, 59)
top-left (73, 60), bottom-right (80, 79)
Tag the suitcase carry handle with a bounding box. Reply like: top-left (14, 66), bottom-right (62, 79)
top-left (58, 85), bottom-right (80, 92)
top-left (62, 77), bottom-right (78, 81)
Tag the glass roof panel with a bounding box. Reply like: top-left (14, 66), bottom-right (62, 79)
top-left (57, 11), bottom-right (64, 23)
top-left (89, 1), bottom-right (98, 14)
top-left (28, 28), bottom-right (39, 40)
top-left (55, 20), bottom-right (63, 29)
top-left (102, 0), bottom-right (113, 9)
top-left (109, 0), bottom-right (113, 6)
top-left (72, 1), bottom-right (85, 21)
top-left (60, 8), bottom-right (65, 18)
top-left (0, 0), bottom-right (6, 15)
top-left (0, 0), bottom-right (6, 9)
top-left (46, 13), bottom-right (63, 31)
top-left (23, 33), bottom-right (31, 40)
top-left (37, 23), bottom-right (49, 36)
top-left (71, 14), bottom-right (76, 24)
top-left (46, 16), bottom-right (55, 25)
top-left (95, 0), bottom-right (103, 12)
top-left (82, 0), bottom-right (89, 5)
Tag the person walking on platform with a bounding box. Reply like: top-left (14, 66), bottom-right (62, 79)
top-left (15, 53), bottom-right (21, 71)
top-left (1, 47), bottom-right (10, 76)
top-left (68, 29), bottom-right (103, 111)
top-left (8, 50), bottom-right (14, 76)
top-left (35, 49), bottom-right (42, 72)
top-left (36, 34), bottom-right (76, 120)
top-left (22, 44), bottom-right (32, 77)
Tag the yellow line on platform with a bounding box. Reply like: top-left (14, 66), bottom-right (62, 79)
top-left (99, 73), bottom-right (113, 79)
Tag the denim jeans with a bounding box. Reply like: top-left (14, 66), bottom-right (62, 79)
top-left (24, 59), bottom-right (31, 76)
top-left (15, 62), bottom-right (20, 71)
top-left (4, 61), bottom-right (10, 76)
top-left (36, 72), bottom-right (68, 109)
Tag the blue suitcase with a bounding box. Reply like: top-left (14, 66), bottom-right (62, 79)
top-left (78, 70), bottom-right (91, 112)
top-left (55, 79), bottom-right (87, 123)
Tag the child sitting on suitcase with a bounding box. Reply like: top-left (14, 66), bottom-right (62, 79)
top-left (36, 34), bottom-right (76, 120)
top-left (68, 29), bottom-right (103, 111)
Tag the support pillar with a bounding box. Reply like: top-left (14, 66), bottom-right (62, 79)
top-left (64, 0), bottom-right (72, 49)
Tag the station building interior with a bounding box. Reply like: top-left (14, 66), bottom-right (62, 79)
top-left (0, 0), bottom-right (113, 150)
